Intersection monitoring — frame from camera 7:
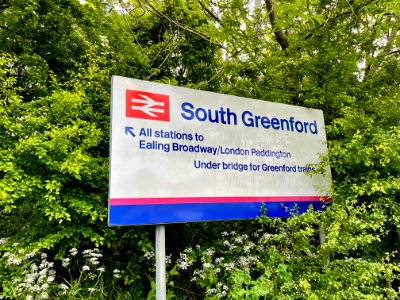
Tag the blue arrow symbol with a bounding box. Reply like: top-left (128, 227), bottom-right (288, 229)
top-left (125, 126), bottom-right (135, 137)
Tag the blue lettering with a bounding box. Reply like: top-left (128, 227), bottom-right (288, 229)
top-left (181, 102), bottom-right (318, 135)
top-left (271, 118), bottom-right (280, 129)
top-left (195, 108), bottom-right (208, 122)
top-left (181, 102), bottom-right (195, 120)
top-left (260, 116), bottom-right (270, 128)
top-left (181, 102), bottom-right (237, 125)
top-left (295, 121), bottom-right (304, 133)
top-left (242, 111), bottom-right (254, 127)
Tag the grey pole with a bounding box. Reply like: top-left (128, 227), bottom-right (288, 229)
top-left (319, 223), bottom-right (326, 246)
top-left (156, 225), bottom-right (166, 300)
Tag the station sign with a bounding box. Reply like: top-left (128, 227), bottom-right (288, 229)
top-left (108, 76), bottom-right (331, 226)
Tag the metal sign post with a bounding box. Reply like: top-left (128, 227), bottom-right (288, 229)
top-left (156, 225), bottom-right (166, 300)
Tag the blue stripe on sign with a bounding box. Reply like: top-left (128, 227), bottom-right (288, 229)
top-left (108, 201), bottom-right (326, 226)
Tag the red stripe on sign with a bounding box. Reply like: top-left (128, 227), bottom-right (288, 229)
top-left (109, 196), bottom-right (330, 206)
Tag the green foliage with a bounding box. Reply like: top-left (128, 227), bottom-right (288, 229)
top-left (1, 0), bottom-right (400, 298)
top-left (168, 210), bottom-right (398, 299)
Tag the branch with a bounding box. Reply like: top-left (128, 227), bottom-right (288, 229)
top-left (147, 41), bottom-right (180, 80)
top-left (265, 0), bottom-right (289, 50)
top-left (366, 26), bottom-right (398, 75)
top-left (198, 0), bottom-right (221, 23)
top-left (388, 49), bottom-right (400, 56)
top-left (202, 49), bottom-right (245, 86)
top-left (118, 0), bottom-right (145, 56)
top-left (149, 34), bottom-right (174, 64)
top-left (142, 0), bottom-right (225, 49)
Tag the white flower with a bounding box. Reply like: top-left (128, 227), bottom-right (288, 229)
top-left (244, 242), bottom-right (255, 253)
top-left (234, 236), bottom-right (243, 243)
top-left (8, 257), bottom-right (22, 265)
top-left (261, 233), bottom-right (272, 240)
top-left (113, 269), bottom-right (121, 278)
top-left (97, 267), bottom-right (105, 272)
top-left (207, 288), bottom-right (217, 294)
top-left (228, 244), bottom-right (237, 250)
top-left (90, 252), bottom-right (102, 258)
top-left (223, 240), bottom-right (231, 247)
top-left (39, 269), bottom-right (47, 276)
top-left (89, 257), bottom-right (99, 265)
top-left (25, 274), bottom-right (36, 285)
top-left (16, 283), bottom-right (25, 291)
top-left (217, 291), bottom-right (227, 298)
top-left (203, 262), bottom-right (214, 269)
top-left (41, 253), bottom-right (47, 259)
top-left (215, 257), bottom-right (224, 263)
top-left (82, 265), bottom-right (90, 271)
top-left (223, 263), bottom-right (235, 271)
top-left (32, 285), bottom-right (40, 292)
top-left (144, 251), bottom-right (154, 259)
top-left (24, 252), bottom-right (35, 260)
top-left (178, 261), bottom-right (190, 270)
top-left (205, 248), bottom-right (215, 256)
top-left (165, 254), bottom-right (172, 264)
top-left (0, 238), bottom-right (9, 245)
top-left (183, 247), bottom-right (193, 253)
top-left (69, 248), bottom-right (78, 256)
top-left (88, 287), bottom-right (96, 293)
top-left (59, 283), bottom-right (69, 290)
top-left (62, 258), bottom-right (70, 267)
top-left (100, 35), bottom-right (109, 47)
top-left (30, 263), bottom-right (38, 272)
top-left (238, 256), bottom-right (249, 268)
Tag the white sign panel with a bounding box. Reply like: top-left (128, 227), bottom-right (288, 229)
top-left (108, 76), bottom-right (330, 225)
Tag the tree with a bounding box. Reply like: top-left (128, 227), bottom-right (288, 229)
top-left (1, 0), bottom-right (400, 298)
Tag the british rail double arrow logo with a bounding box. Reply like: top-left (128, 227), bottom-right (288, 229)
top-left (125, 90), bottom-right (170, 122)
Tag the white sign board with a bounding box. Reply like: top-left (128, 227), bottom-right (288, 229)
top-left (108, 76), bottom-right (330, 225)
